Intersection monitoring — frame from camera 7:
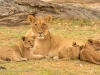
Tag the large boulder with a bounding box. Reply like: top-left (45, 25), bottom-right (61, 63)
top-left (0, 0), bottom-right (100, 26)
top-left (41, 0), bottom-right (100, 3)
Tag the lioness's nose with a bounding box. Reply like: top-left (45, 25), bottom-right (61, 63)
top-left (38, 32), bottom-right (43, 34)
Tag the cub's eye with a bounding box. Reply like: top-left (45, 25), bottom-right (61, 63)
top-left (34, 24), bottom-right (37, 26)
top-left (28, 41), bottom-right (30, 42)
top-left (43, 24), bottom-right (46, 27)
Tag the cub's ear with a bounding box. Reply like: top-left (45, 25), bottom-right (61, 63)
top-left (80, 45), bottom-right (84, 50)
top-left (45, 14), bottom-right (52, 23)
top-left (72, 42), bottom-right (76, 46)
top-left (88, 38), bottom-right (93, 44)
top-left (21, 36), bottom-right (26, 41)
top-left (28, 15), bottom-right (36, 23)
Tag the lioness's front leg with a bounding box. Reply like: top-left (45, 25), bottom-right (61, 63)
top-left (29, 54), bottom-right (45, 60)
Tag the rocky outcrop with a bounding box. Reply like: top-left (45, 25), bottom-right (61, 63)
top-left (41, 0), bottom-right (100, 3)
top-left (0, 0), bottom-right (100, 26)
top-left (0, 0), bottom-right (29, 26)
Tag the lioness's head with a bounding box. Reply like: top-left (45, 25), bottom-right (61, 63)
top-left (86, 38), bottom-right (100, 50)
top-left (28, 15), bottom-right (52, 39)
top-left (21, 36), bottom-right (36, 48)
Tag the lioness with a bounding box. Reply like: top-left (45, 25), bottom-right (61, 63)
top-left (0, 36), bottom-right (44, 62)
top-left (26, 15), bottom-right (85, 59)
top-left (80, 39), bottom-right (100, 65)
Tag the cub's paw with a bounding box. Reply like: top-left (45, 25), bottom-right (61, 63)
top-left (53, 56), bottom-right (59, 60)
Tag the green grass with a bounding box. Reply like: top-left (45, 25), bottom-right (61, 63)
top-left (0, 19), bottom-right (100, 75)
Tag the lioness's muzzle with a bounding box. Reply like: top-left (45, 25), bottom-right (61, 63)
top-left (38, 32), bottom-right (43, 35)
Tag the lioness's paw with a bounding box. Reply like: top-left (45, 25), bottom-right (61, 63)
top-left (21, 58), bottom-right (27, 61)
top-left (31, 54), bottom-right (45, 60)
top-left (36, 55), bottom-right (45, 59)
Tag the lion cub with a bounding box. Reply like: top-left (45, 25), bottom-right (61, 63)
top-left (58, 42), bottom-right (82, 60)
top-left (0, 36), bottom-right (44, 62)
top-left (85, 38), bottom-right (100, 51)
top-left (80, 39), bottom-right (100, 65)
top-left (48, 42), bottom-right (82, 60)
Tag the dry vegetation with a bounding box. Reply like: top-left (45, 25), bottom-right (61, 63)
top-left (0, 19), bottom-right (100, 75)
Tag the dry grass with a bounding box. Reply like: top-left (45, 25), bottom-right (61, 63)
top-left (0, 19), bottom-right (100, 75)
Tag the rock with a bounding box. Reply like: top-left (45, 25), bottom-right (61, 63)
top-left (0, 0), bottom-right (100, 26)
top-left (41, 0), bottom-right (100, 3)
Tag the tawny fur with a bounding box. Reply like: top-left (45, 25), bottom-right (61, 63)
top-left (0, 36), bottom-right (44, 63)
top-left (26, 15), bottom-right (85, 59)
top-left (58, 42), bottom-right (82, 60)
top-left (80, 39), bottom-right (100, 65)
top-left (85, 38), bottom-right (100, 51)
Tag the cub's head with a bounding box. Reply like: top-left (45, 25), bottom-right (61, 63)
top-left (72, 42), bottom-right (83, 50)
top-left (72, 42), bottom-right (79, 47)
top-left (21, 36), bottom-right (36, 48)
top-left (86, 38), bottom-right (100, 50)
top-left (28, 15), bottom-right (52, 39)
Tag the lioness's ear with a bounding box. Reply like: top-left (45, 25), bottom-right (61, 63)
top-left (21, 36), bottom-right (26, 41)
top-left (88, 38), bottom-right (93, 44)
top-left (28, 15), bottom-right (36, 23)
top-left (45, 14), bottom-right (52, 23)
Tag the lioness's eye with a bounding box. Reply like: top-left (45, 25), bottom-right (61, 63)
top-left (28, 41), bottom-right (30, 42)
top-left (34, 24), bottom-right (37, 26)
